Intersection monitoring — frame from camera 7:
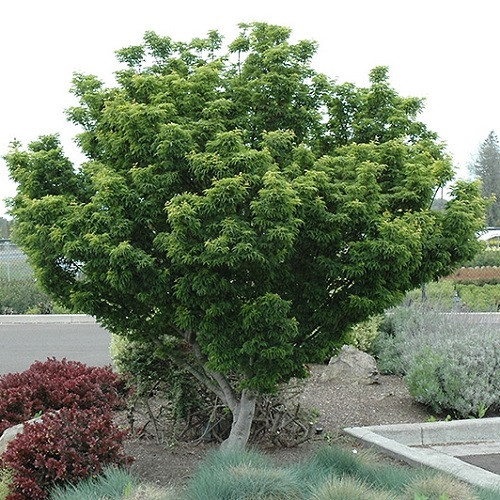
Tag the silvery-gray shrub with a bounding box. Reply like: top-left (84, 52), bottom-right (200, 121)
top-left (374, 306), bottom-right (500, 417)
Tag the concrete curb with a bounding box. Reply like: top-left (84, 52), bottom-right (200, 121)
top-left (0, 314), bottom-right (97, 324)
top-left (345, 418), bottom-right (500, 489)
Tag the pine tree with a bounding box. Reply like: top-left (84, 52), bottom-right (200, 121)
top-left (469, 131), bottom-right (500, 226)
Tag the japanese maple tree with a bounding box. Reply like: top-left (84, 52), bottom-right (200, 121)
top-left (6, 23), bottom-right (485, 449)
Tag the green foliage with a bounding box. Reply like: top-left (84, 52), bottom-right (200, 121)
top-left (0, 218), bottom-right (11, 239)
top-left (463, 249), bottom-right (500, 267)
top-left (404, 348), bottom-right (449, 414)
top-left (0, 279), bottom-right (54, 314)
top-left (468, 131), bottom-right (500, 226)
top-left (110, 333), bottom-right (209, 430)
top-left (374, 306), bottom-right (500, 417)
top-left (406, 341), bottom-right (499, 417)
top-left (291, 446), bottom-right (416, 495)
top-left (5, 23), bottom-right (488, 445)
top-left (479, 487), bottom-right (500, 500)
top-left (343, 314), bottom-right (383, 352)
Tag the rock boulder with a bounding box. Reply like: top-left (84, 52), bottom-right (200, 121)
top-left (321, 345), bottom-right (379, 385)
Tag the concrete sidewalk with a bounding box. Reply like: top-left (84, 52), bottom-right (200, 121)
top-left (0, 314), bottom-right (96, 324)
top-left (345, 417), bottom-right (500, 489)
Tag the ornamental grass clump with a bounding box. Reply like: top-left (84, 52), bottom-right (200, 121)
top-left (308, 477), bottom-right (396, 500)
top-left (403, 474), bottom-right (477, 500)
top-left (290, 446), bottom-right (416, 496)
top-left (50, 466), bottom-right (138, 500)
top-left (185, 448), bottom-right (304, 500)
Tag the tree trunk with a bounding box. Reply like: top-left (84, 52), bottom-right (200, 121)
top-left (220, 389), bottom-right (257, 450)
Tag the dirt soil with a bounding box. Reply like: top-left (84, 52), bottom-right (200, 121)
top-left (123, 365), bottom-right (433, 488)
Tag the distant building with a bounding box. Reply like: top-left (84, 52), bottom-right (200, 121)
top-left (479, 227), bottom-right (500, 243)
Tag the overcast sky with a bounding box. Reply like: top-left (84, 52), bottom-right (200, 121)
top-left (1, 0), bottom-right (499, 218)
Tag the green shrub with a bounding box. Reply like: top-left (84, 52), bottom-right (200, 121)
top-left (110, 334), bottom-right (216, 442)
top-left (406, 340), bottom-right (499, 418)
top-left (0, 279), bottom-right (51, 314)
top-left (343, 315), bottom-right (383, 353)
top-left (374, 306), bottom-right (500, 417)
top-left (372, 306), bottom-right (428, 375)
top-left (0, 279), bottom-right (72, 315)
top-left (457, 283), bottom-right (500, 310)
top-left (110, 334), bottom-right (201, 417)
top-left (404, 348), bottom-right (448, 414)
top-left (464, 248), bottom-right (500, 268)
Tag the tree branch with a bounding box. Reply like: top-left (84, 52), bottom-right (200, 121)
top-left (171, 356), bottom-right (226, 402)
top-left (191, 338), bottom-right (239, 413)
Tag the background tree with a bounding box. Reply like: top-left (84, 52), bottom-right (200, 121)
top-left (6, 23), bottom-right (486, 449)
top-left (468, 131), bottom-right (500, 226)
top-left (0, 217), bottom-right (11, 238)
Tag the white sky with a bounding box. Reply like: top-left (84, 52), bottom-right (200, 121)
top-left (1, 0), bottom-right (500, 218)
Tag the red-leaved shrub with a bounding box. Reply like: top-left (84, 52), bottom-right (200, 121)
top-left (1, 407), bottom-right (131, 499)
top-left (0, 358), bottom-right (126, 434)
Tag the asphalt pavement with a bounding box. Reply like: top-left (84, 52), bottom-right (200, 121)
top-left (0, 317), bottom-right (112, 375)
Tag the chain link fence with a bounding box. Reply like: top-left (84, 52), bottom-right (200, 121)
top-left (0, 239), bottom-right (33, 281)
top-left (0, 240), bottom-right (52, 314)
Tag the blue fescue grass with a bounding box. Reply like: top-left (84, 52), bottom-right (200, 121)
top-left (477, 486), bottom-right (500, 500)
top-left (49, 467), bottom-right (138, 500)
top-left (185, 447), bottom-right (305, 499)
top-left (288, 446), bottom-right (418, 495)
top-left (185, 445), bottom-right (499, 500)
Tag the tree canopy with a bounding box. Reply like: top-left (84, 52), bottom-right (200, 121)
top-left (6, 23), bottom-right (486, 448)
top-left (0, 217), bottom-right (11, 239)
top-left (468, 131), bottom-right (500, 227)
